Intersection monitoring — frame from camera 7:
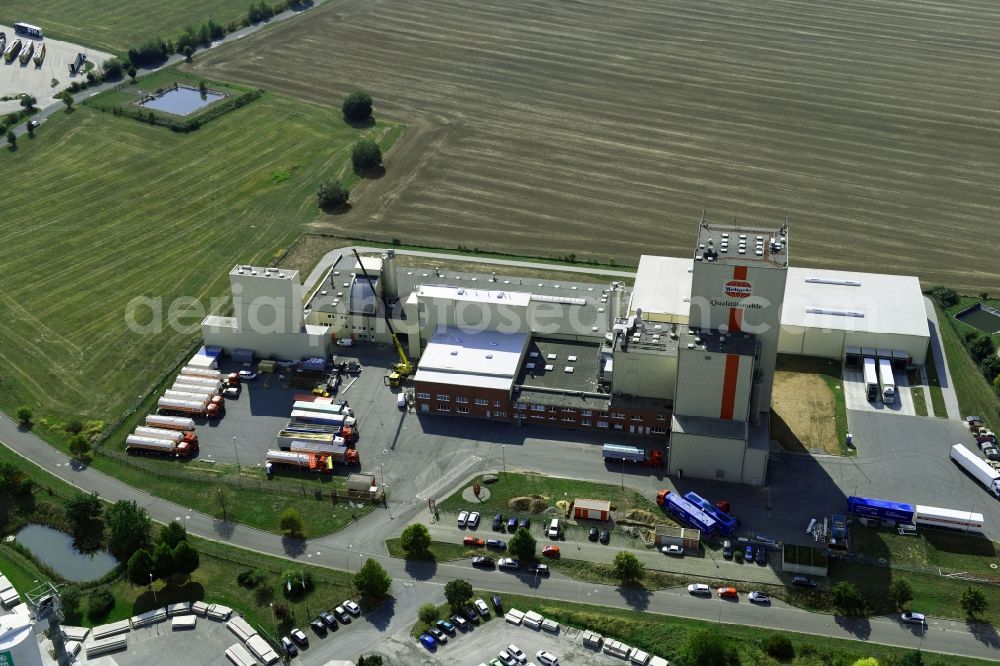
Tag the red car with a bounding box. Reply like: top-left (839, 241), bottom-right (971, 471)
top-left (717, 586), bottom-right (738, 599)
top-left (542, 546), bottom-right (560, 558)
top-left (463, 536), bottom-right (485, 547)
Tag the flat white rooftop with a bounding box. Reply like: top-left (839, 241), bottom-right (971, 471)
top-left (630, 255), bottom-right (693, 320)
top-left (230, 265), bottom-right (300, 281)
top-left (418, 327), bottom-right (528, 378)
top-left (416, 284), bottom-right (531, 307)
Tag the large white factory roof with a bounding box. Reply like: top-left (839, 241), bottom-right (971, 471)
top-left (414, 327), bottom-right (529, 390)
top-left (631, 256), bottom-right (929, 339)
top-left (630, 256), bottom-right (693, 319)
top-left (416, 284), bottom-right (531, 307)
top-left (782, 268), bottom-right (928, 338)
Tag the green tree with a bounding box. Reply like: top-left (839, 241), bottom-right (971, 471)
top-left (418, 603), bottom-right (439, 624)
top-left (65, 492), bottom-right (102, 530)
top-left (444, 579), bottom-right (473, 613)
top-left (15, 405), bottom-right (31, 425)
top-left (508, 527), bottom-right (536, 561)
top-left (316, 178), bottom-right (349, 210)
top-left (993, 374), bottom-right (1000, 396)
top-left (399, 523), bottom-right (432, 558)
top-left (354, 558), bottom-right (392, 601)
top-left (183, 45), bottom-right (194, 62)
top-left (683, 629), bottom-right (738, 666)
top-left (342, 91), bottom-right (373, 122)
top-left (126, 549), bottom-right (155, 585)
top-left (61, 587), bottom-right (82, 624)
top-left (159, 521), bottom-right (188, 549)
top-left (7, 130), bottom-right (16, 149)
top-left (102, 58), bottom-right (123, 79)
top-left (152, 542), bottom-right (175, 579)
top-left (982, 356), bottom-right (1000, 382)
top-left (68, 434), bottom-right (91, 461)
top-left (65, 419), bottom-right (83, 434)
top-left (278, 508), bottom-right (305, 537)
top-left (612, 551), bottom-right (644, 585)
top-left (831, 581), bottom-right (865, 615)
top-left (969, 334), bottom-right (995, 362)
top-left (351, 138), bottom-right (382, 173)
top-left (88, 589), bottom-right (115, 621)
top-left (960, 586), bottom-right (988, 618)
top-left (928, 286), bottom-right (959, 308)
top-left (763, 634), bottom-right (794, 660)
top-left (106, 500), bottom-right (152, 560)
top-left (172, 540), bottom-right (200, 577)
top-left (887, 579), bottom-right (913, 611)
top-left (127, 66), bottom-right (137, 81)
top-left (20, 95), bottom-right (36, 110)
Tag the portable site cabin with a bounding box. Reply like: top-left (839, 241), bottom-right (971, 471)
top-left (573, 498), bottom-right (611, 521)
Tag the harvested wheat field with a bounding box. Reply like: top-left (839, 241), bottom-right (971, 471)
top-left (191, 0), bottom-right (1000, 292)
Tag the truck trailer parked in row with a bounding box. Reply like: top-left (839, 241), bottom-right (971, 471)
top-left (878, 358), bottom-right (896, 404)
top-left (145, 414), bottom-right (196, 431)
top-left (950, 444), bottom-right (1000, 498)
top-left (602, 443), bottom-right (663, 467)
top-left (164, 390), bottom-right (220, 405)
top-left (286, 441), bottom-right (359, 465)
top-left (126, 435), bottom-right (198, 458)
top-left (134, 427), bottom-right (197, 445)
top-left (657, 490), bottom-right (718, 535)
top-left (683, 492), bottom-right (737, 536)
top-left (914, 505), bottom-right (984, 533)
top-left (292, 401), bottom-right (353, 417)
top-left (846, 496), bottom-right (915, 523)
top-left (174, 375), bottom-right (224, 391)
top-left (265, 450), bottom-right (333, 474)
top-left (157, 397), bottom-right (220, 418)
top-left (863, 357), bottom-right (879, 401)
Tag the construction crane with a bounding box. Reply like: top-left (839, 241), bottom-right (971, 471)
top-left (351, 249), bottom-right (413, 387)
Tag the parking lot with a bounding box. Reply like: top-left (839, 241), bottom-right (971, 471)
top-left (843, 367), bottom-right (917, 416)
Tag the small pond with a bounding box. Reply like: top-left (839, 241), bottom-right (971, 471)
top-left (139, 85), bottom-right (224, 116)
top-left (15, 524), bottom-right (118, 582)
top-left (955, 303), bottom-right (1000, 334)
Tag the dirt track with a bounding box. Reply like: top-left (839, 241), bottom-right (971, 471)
top-left (190, 0), bottom-right (1000, 292)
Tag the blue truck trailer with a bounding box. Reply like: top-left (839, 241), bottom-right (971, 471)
top-left (659, 491), bottom-right (719, 534)
top-left (683, 492), bottom-right (738, 536)
top-left (846, 496), bottom-right (915, 522)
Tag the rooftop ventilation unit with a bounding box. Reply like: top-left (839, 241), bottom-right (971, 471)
top-left (806, 307), bottom-right (865, 317)
top-left (530, 294), bottom-right (586, 306)
top-left (805, 277), bottom-right (862, 287)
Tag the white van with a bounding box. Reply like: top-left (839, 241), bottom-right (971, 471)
top-left (547, 519), bottom-right (560, 538)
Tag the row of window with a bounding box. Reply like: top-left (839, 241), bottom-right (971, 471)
top-left (417, 392), bottom-right (503, 407)
top-left (419, 394), bottom-right (667, 424)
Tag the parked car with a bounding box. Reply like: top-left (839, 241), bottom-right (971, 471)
top-left (463, 606), bottom-right (481, 623)
top-left (599, 529), bottom-right (610, 544)
top-left (281, 636), bottom-right (298, 657)
top-left (536, 650), bottom-right (559, 665)
top-left (506, 644), bottom-right (528, 664)
top-left (661, 544), bottom-right (684, 556)
top-left (507, 516), bottom-right (519, 532)
top-left (901, 612), bottom-right (926, 625)
top-left (468, 511), bottom-right (481, 528)
top-left (792, 576), bottom-right (817, 588)
top-left (343, 600), bottom-right (361, 616)
top-left (319, 611), bottom-right (338, 628)
top-left (335, 338), bottom-right (354, 347)
top-left (309, 619), bottom-right (327, 636)
top-left (290, 628), bottom-right (308, 646)
top-left (419, 633), bottom-right (436, 649)
top-left (547, 518), bottom-right (560, 538)
top-left (458, 510), bottom-right (469, 528)
top-left (496, 653), bottom-right (517, 666)
top-left (529, 563), bottom-right (549, 575)
top-left (744, 544), bottom-right (754, 562)
top-left (748, 591), bottom-right (771, 604)
top-left (486, 539), bottom-right (507, 550)
top-left (518, 517), bottom-right (531, 530)
top-left (492, 513), bottom-right (504, 530)
top-left (435, 619), bottom-right (456, 635)
top-left (492, 594), bottom-right (503, 612)
top-left (450, 614), bottom-right (469, 631)
top-left (488, 660), bottom-right (505, 666)
top-left (238, 370), bottom-right (257, 380)
top-left (333, 606), bottom-right (350, 623)
top-left (472, 556), bottom-right (495, 568)
top-left (498, 558), bottom-right (520, 570)
top-left (475, 598), bottom-right (490, 616)
top-left (722, 540), bottom-right (733, 559)
top-left (542, 545), bottom-right (560, 558)
top-left (427, 627), bottom-right (448, 644)
top-left (717, 586), bottom-right (738, 598)
top-left (464, 536), bottom-right (486, 547)
top-left (755, 547), bottom-right (767, 565)
top-left (687, 583), bottom-right (712, 596)
top-left (588, 527), bottom-right (599, 541)
top-left (984, 446), bottom-right (1000, 462)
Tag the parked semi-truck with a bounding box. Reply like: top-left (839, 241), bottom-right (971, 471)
top-left (126, 435), bottom-right (198, 458)
top-left (877, 358), bottom-right (896, 404)
top-left (602, 443), bottom-right (662, 467)
top-left (174, 375), bottom-right (223, 392)
top-left (164, 390), bottom-right (220, 405)
top-left (656, 490), bottom-right (719, 534)
top-left (264, 450), bottom-right (333, 473)
top-left (292, 401), bottom-right (352, 417)
top-left (287, 441), bottom-right (359, 464)
top-left (145, 414), bottom-right (196, 431)
top-left (683, 492), bottom-right (737, 536)
top-left (282, 422), bottom-right (342, 435)
top-left (276, 431), bottom-right (345, 448)
top-left (863, 357), bottom-right (879, 401)
top-left (846, 496), bottom-right (915, 522)
top-left (134, 426), bottom-right (197, 445)
top-left (157, 397), bottom-right (220, 418)
top-left (173, 380), bottom-right (219, 394)
top-left (950, 444), bottom-right (1000, 497)
top-left (914, 505), bottom-right (984, 533)
top-left (289, 409), bottom-right (355, 427)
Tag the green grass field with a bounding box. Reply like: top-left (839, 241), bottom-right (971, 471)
top-left (0, 1), bottom-right (275, 54)
top-left (925, 347), bottom-right (949, 418)
top-left (0, 76), bottom-right (399, 424)
top-left (936, 304), bottom-right (1000, 428)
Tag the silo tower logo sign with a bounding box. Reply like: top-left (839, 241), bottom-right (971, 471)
top-left (724, 280), bottom-right (752, 299)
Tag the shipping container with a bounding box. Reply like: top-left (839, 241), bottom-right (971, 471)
top-left (846, 496), bottom-right (915, 522)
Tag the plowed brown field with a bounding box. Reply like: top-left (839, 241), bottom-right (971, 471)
top-left (191, 0), bottom-right (1000, 292)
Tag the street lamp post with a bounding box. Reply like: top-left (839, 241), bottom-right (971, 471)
top-left (502, 445), bottom-right (506, 474)
top-left (347, 544), bottom-right (353, 573)
top-left (149, 573), bottom-right (157, 605)
top-left (621, 457), bottom-right (626, 489)
top-left (269, 603), bottom-right (278, 643)
top-left (233, 436), bottom-right (242, 485)
top-left (300, 572), bottom-right (309, 618)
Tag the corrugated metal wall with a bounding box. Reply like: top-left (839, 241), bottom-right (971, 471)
top-left (673, 350), bottom-right (752, 420)
top-left (667, 433), bottom-right (746, 482)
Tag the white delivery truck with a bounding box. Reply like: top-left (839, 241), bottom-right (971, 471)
top-left (877, 358), bottom-right (896, 404)
top-left (863, 357), bottom-right (879, 401)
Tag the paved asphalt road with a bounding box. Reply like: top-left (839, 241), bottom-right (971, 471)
top-left (2, 412), bottom-right (998, 662)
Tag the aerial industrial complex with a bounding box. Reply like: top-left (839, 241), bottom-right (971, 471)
top-left (204, 217), bottom-right (931, 486)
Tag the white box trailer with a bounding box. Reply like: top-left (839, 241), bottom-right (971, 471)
top-left (291, 401), bottom-right (351, 416)
top-left (950, 444), bottom-right (1000, 497)
top-left (145, 414), bottom-right (196, 431)
top-left (914, 505), bottom-right (984, 533)
top-left (289, 410), bottom-right (355, 427)
top-left (863, 357), bottom-right (879, 401)
top-left (878, 358), bottom-right (896, 404)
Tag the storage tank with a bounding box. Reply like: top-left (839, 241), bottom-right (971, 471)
top-left (381, 249), bottom-right (399, 301)
top-left (145, 415), bottom-right (196, 431)
top-left (0, 612), bottom-right (44, 666)
top-left (134, 427), bottom-right (184, 442)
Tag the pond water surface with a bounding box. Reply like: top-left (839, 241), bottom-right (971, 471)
top-left (15, 524), bottom-right (118, 582)
top-left (140, 86), bottom-right (224, 116)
